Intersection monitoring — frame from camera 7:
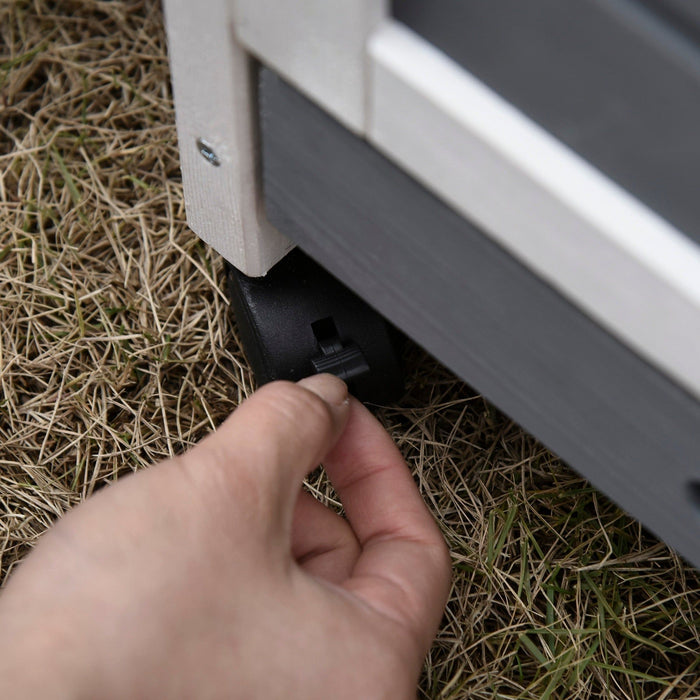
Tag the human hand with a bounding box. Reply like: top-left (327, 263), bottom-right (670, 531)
top-left (0, 375), bottom-right (451, 699)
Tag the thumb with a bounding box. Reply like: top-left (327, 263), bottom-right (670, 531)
top-left (183, 374), bottom-right (350, 541)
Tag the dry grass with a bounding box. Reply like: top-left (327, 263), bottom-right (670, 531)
top-left (1, 2), bottom-right (699, 698)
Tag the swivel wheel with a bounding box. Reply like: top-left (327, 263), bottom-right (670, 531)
top-left (227, 249), bottom-right (404, 404)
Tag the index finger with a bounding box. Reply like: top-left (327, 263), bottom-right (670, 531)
top-left (322, 398), bottom-right (452, 657)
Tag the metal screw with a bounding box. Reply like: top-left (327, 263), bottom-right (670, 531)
top-left (196, 138), bottom-right (220, 167)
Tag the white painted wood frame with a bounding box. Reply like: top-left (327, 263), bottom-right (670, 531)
top-left (163, 0), bottom-right (291, 276)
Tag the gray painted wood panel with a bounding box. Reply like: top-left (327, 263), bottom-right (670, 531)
top-left (259, 69), bottom-right (700, 569)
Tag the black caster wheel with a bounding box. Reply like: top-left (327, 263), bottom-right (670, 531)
top-left (227, 249), bottom-right (404, 404)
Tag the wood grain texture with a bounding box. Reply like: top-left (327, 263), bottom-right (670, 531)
top-left (368, 22), bottom-right (700, 403)
top-left (260, 69), bottom-right (700, 569)
top-left (164, 0), bottom-right (291, 276)
top-left (232, 0), bottom-right (387, 133)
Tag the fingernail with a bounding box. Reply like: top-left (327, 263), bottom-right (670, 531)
top-left (297, 373), bottom-right (349, 407)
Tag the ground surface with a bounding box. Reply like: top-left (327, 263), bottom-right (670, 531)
top-left (1, 2), bottom-right (699, 698)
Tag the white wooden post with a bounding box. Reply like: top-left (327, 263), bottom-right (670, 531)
top-left (164, 0), bottom-right (292, 277)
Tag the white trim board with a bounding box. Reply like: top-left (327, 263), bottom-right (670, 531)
top-left (368, 22), bottom-right (700, 402)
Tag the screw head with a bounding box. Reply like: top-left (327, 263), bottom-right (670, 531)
top-left (196, 138), bottom-right (220, 167)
